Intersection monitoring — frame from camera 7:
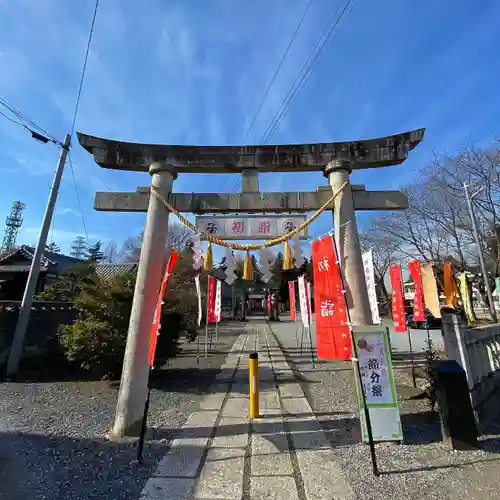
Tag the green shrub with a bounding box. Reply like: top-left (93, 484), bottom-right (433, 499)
top-left (55, 250), bottom-right (201, 379)
top-left (58, 318), bottom-right (125, 378)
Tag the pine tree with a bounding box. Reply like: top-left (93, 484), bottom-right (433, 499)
top-left (45, 242), bottom-right (60, 254)
top-left (70, 236), bottom-right (87, 259)
top-left (87, 240), bottom-right (105, 262)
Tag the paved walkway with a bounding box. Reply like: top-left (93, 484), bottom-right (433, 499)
top-left (140, 321), bottom-right (355, 500)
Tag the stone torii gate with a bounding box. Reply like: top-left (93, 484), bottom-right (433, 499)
top-left (78, 128), bottom-right (424, 437)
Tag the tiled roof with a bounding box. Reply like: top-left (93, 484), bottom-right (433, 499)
top-left (95, 262), bottom-right (138, 281)
top-left (0, 245), bottom-right (83, 272)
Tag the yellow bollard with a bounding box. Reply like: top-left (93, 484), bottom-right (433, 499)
top-left (249, 352), bottom-right (259, 418)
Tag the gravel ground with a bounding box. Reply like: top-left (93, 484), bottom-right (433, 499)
top-left (268, 316), bottom-right (500, 500)
top-left (0, 323), bottom-right (242, 500)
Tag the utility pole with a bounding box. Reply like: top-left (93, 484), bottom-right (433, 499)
top-left (464, 181), bottom-right (498, 323)
top-left (6, 133), bottom-right (72, 376)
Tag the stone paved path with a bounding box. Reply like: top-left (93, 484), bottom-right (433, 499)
top-left (140, 321), bottom-right (355, 500)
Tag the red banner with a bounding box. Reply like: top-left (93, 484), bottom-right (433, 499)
top-left (389, 264), bottom-right (406, 332)
top-left (267, 295), bottom-right (271, 314)
top-left (207, 276), bottom-right (216, 323)
top-left (408, 260), bottom-right (425, 321)
top-left (288, 281), bottom-right (296, 321)
top-left (311, 234), bottom-right (351, 360)
top-left (148, 249), bottom-right (178, 367)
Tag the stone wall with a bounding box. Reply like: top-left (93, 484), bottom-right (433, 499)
top-left (0, 301), bottom-right (77, 369)
top-left (441, 313), bottom-right (500, 433)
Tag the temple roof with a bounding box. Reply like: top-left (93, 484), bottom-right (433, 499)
top-left (77, 128), bottom-right (425, 174)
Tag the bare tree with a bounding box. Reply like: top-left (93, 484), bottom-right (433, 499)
top-left (103, 241), bottom-right (119, 263)
top-left (359, 225), bottom-right (400, 305)
top-left (120, 223), bottom-right (194, 263)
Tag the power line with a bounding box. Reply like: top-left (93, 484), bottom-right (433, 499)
top-left (68, 153), bottom-right (89, 242)
top-left (260, 0), bottom-right (357, 144)
top-left (70, 0), bottom-right (100, 136)
top-left (0, 96), bottom-right (58, 143)
top-left (242, 0), bottom-right (315, 145)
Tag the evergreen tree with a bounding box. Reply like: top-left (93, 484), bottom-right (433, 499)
top-left (45, 242), bottom-right (60, 254)
top-left (87, 240), bottom-right (105, 262)
top-left (70, 236), bottom-right (87, 259)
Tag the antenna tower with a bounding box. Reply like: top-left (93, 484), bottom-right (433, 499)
top-left (1, 201), bottom-right (26, 254)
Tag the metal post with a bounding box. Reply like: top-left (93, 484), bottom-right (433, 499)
top-left (111, 162), bottom-right (177, 438)
top-left (205, 278), bottom-right (210, 358)
top-left (464, 182), bottom-right (497, 322)
top-left (249, 352), bottom-right (260, 418)
top-left (7, 134), bottom-right (71, 376)
top-left (324, 161), bottom-right (373, 326)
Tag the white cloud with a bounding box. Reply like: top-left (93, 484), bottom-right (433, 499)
top-left (57, 207), bottom-right (79, 216)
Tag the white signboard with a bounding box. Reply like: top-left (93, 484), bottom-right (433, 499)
top-left (215, 279), bottom-right (222, 322)
top-left (195, 275), bottom-right (202, 327)
top-left (352, 326), bottom-right (402, 442)
top-left (362, 249), bottom-right (381, 324)
top-left (298, 275), bottom-right (310, 328)
top-left (195, 215), bottom-right (307, 240)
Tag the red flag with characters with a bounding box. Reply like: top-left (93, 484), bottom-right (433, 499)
top-left (148, 249), bottom-right (178, 367)
top-left (288, 281), bottom-right (296, 321)
top-left (389, 264), bottom-right (406, 332)
top-left (207, 276), bottom-right (216, 323)
top-left (311, 234), bottom-right (351, 360)
top-left (408, 260), bottom-right (425, 322)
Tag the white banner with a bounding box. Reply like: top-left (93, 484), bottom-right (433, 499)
top-left (195, 275), bottom-right (202, 327)
top-left (298, 275), bottom-right (310, 328)
top-left (362, 249), bottom-right (381, 324)
top-left (215, 279), bottom-right (222, 322)
top-left (195, 215), bottom-right (307, 240)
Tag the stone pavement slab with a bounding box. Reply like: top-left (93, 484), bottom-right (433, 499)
top-left (140, 321), bottom-right (355, 499)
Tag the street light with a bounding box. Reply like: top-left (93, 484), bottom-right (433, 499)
top-left (463, 181), bottom-right (497, 323)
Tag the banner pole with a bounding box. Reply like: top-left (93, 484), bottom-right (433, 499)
top-left (137, 369), bottom-right (151, 462)
top-left (407, 326), bottom-right (417, 388)
top-left (205, 278), bottom-right (210, 359)
top-left (331, 232), bottom-right (379, 477)
top-left (307, 325), bottom-right (315, 368)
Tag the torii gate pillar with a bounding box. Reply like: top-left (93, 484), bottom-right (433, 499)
top-left (111, 161), bottom-right (177, 439)
top-left (325, 160), bottom-right (372, 326)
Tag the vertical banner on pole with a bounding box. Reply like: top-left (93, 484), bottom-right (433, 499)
top-left (408, 260), bottom-right (425, 321)
top-left (148, 250), bottom-right (178, 368)
top-left (352, 326), bottom-right (403, 442)
top-left (215, 279), bottom-right (222, 322)
top-left (207, 276), bottom-right (216, 323)
top-left (444, 263), bottom-right (460, 308)
top-left (459, 273), bottom-right (475, 326)
top-left (311, 234), bottom-right (351, 360)
top-left (288, 281), bottom-right (296, 321)
top-left (362, 249), bottom-right (381, 324)
top-left (389, 264), bottom-right (406, 332)
top-left (306, 281), bottom-right (312, 322)
top-left (195, 275), bottom-right (202, 327)
top-left (298, 276), bottom-right (310, 328)
top-left (421, 263), bottom-right (441, 319)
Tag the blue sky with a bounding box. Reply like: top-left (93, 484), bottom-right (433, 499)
top-left (1, 0), bottom-right (499, 258)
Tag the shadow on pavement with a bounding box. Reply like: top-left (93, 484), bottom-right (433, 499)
top-left (0, 430), bottom-right (169, 500)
